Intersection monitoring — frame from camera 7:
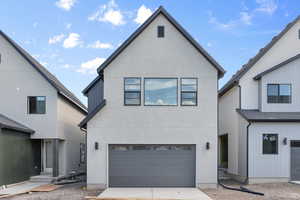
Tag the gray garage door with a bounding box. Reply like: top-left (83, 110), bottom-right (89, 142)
top-left (109, 144), bottom-right (196, 187)
top-left (291, 141), bottom-right (300, 181)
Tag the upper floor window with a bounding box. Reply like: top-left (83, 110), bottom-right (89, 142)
top-left (263, 134), bottom-right (278, 154)
top-left (28, 96), bottom-right (46, 114)
top-left (157, 26), bottom-right (165, 38)
top-left (181, 78), bottom-right (197, 106)
top-left (144, 78), bottom-right (177, 106)
top-left (267, 84), bottom-right (291, 104)
top-left (124, 78), bottom-right (141, 106)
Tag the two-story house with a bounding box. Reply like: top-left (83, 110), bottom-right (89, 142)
top-left (0, 30), bottom-right (87, 185)
top-left (79, 6), bottom-right (225, 189)
top-left (219, 15), bottom-right (300, 184)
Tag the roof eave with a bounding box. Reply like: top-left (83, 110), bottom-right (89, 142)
top-left (96, 6), bottom-right (225, 77)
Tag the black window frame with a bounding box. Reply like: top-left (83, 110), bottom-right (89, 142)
top-left (27, 96), bottom-right (46, 114)
top-left (144, 77), bottom-right (178, 106)
top-left (180, 78), bottom-right (198, 106)
top-left (124, 77), bottom-right (141, 106)
top-left (157, 26), bottom-right (165, 38)
top-left (267, 84), bottom-right (291, 104)
top-left (262, 134), bottom-right (278, 155)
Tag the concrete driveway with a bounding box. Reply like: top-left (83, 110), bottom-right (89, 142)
top-left (98, 188), bottom-right (212, 200)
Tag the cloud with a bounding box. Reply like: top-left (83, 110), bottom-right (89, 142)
top-left (33, 22), bottom-right (38, 28)
top-left (134, 5), bottom-right (152, 25)
top-left (66, 23), bottom-right (72, 29)
top-left (63, 33), bottom-right (82, 48)
top-left (49, 34), bottom-right (65, 44)
top-left (62, 64), bottom-right (72, 69)
top-left (88, 0), bottom-right (125, 26)
top-left (77, 57), bottom-right (106, 74)
top-left (40, 62), bottom-right (48, 67)
top-left (255, 0), bottom-right (277, 15)
top-left (240, 12), bottom-right (252, 25)
top-left (87, 40), bottom-right (113, 49)
top-left (208, 11), bottom-right (252, 31)
top-left (55, 0), bottom-right (76, 11)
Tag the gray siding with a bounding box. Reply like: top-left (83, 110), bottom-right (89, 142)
top-left (87, 78), bottom-right (104, 113)
top-left (0, 129), bottom-right (41, 185)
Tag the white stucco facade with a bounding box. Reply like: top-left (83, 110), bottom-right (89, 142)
top-left (86, 13), bottom-right (220, 189)
top-left (248, 122), bottom-right (300, 183)
top-left (218, 17), bottom-right (300, 183)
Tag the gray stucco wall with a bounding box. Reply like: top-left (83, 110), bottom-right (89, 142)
top-left (0, 34), bottom-right (58, 139)
top-left (0, 129), bottom-right (40, 186)
top-left (87, 13), bottom-right (219, 189)
top-left (218, 86), bottom-right (240, 175)
top-left (57, 96), bottom-right (86, 175)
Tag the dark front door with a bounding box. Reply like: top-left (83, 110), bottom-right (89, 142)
top-left (109, 144), bottom-right (196, 187)
top-left (291, 141), bottom-right (300, 181)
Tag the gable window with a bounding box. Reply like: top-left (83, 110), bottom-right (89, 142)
top-left (263, 134), bottom-right (278, 154)
top-left (28, 96), bottom-right (46, 114)
top-left (157, 26), bottom-right (165, 38)
top-left (267, 84), bottom-right (291, 104)
top-left (181, 78), bottom-right (197, 106)
top-left (144, 78), bottom-right (177, 106)
top-left (124, 78), bottom-right (141, 106)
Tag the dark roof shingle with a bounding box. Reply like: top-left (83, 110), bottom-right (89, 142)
top-left (0, 113), bottom-right (34, 134)
top-left (253, 53), bottom-right (300, 80)
top-left (219, 15), bottom-right (300, 97)
top-left (237, 109), bottom-right (300, 122)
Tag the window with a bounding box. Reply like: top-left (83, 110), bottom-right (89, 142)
top-left (157, 26), bottom-right (165, 38)
top-left (28, 96), bottom-right (46, 114)
top-left (144, 78), bottom-right (178, 106)
top-left (267, 84), bottom-right (291, 103)
top-left (80, 143), bottom-right (85, 164)
top-left (181, 78), bottom-right (197, 106)
top-left (263, 134), bottom-right (278, 154)
top-left (124, 78), bottom-right (141, 106)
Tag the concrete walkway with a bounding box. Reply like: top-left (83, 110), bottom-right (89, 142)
top-left (0, 182), bottom-right (46, 198)
top-left (98, 188), bottom-right (212, 200)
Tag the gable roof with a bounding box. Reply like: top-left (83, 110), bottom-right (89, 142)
top-left (0, 31), bottom-right (87, 114)
top-left (253, 53), bottom-right (300, 80)
top-left (0, 113), bottom-right (34, 134)
top-left (219, 15), bottom-right (300, 97)
top-left (96, 6), bottom-right (225, 78)
top-left (237, 109), bottom-right (300, 122)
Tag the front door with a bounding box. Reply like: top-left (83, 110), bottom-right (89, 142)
top-left (291, 141), bottom-right (300, 181)
top-left (42, 140), bottom-right (53, 173)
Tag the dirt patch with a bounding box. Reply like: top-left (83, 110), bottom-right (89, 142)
top-left (203, 182), bottom-right (300, 200)
top-left (5, 183), bottom-right (102, 200)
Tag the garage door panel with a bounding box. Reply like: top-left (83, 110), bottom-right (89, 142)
top-left (109, 144), bottom-right (195, 187)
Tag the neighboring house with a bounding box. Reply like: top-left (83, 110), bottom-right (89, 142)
top-left (0, 31), bottom-right (87, 185)
top-left (0, 113), bottom-right (37, 186)
top-left (219, 15), bottom-right (300, 184)
top-left (79, 6), bottom-right (225, 189)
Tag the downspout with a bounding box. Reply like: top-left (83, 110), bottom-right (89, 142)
top-left (245, 121), bottom-right (251, 184)
top-left (80, 127), bottom-right (88, 187)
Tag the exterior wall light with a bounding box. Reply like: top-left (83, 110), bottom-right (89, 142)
top-left (206, 142), bottom-right (210, 150)
top-left (283, 138), bottom-right (287, 145)
top-left (95, 142), bottom-right (99, 150)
